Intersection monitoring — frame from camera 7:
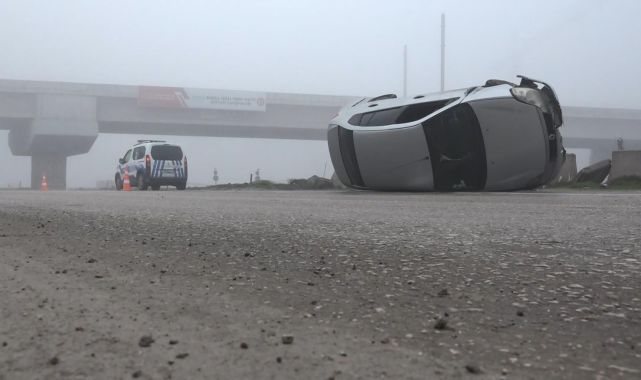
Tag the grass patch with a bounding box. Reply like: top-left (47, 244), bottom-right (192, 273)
top-left (251, 180), bottom-right (278, 189)
top-left (607, 176), bottom-right (641, 190)
top-left (548, 176), bottom-right (641, 190)
top-left (565, 181), bottom-right (602, 189)
top-left (192, 177), bottom-right (338, 191)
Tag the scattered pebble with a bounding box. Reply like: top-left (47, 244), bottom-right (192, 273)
top-left (138, 335), bottom-right (154, 348)
top-left (281, 335), bottom-right (294, 345)
top-left (434, 318), bottom-right (450, 330)
top-left (465, 364), bottom-right (482, 374)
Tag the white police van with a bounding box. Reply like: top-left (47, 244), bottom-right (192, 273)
top-left (115, 140), bottom-right (188, 190)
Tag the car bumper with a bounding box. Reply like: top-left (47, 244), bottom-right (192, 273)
top-left (146, 176), bottom-right (187, 186)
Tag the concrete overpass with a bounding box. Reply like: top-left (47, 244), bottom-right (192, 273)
top-left (0, 79), bottom-right (355, 189)
top-left (562, 106), bottom-right (641, 163)
top-left (1, 78), bottom-right (640, 189)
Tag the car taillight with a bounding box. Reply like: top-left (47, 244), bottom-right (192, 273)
top-left (145, 155), bottom-right (151, 177)
top-left (183, 156), bottom-right (188, 176)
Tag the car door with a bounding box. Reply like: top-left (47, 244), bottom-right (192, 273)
top-left (119, 149), bottom-right (132, 178)
top-left (123, 149), bottom-right (135, 180)
top-left (131, 146), bottom-right (146, 181)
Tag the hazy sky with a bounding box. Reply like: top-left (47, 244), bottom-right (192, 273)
top-left (1, 0), bottom-right (640, 187)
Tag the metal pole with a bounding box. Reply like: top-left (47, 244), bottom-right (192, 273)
top-left (403, 44), bottom-right (408, 97)
top-left (440, 13), bottom-right (445, 92)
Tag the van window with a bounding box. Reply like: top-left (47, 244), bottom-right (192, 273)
top-left (151, 145), bottom-right (183, 160)
top-left (123, 149), bottom-right (132, 162)
top-left (423, 103), bottom-right (486, 191)
top-left (133, 146), bottom-right (146, 160)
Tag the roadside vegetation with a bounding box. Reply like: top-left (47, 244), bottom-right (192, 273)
top-left (548, 176), bottom-right (641, 190)
top-left (193, 176), bottom-right (339, 191)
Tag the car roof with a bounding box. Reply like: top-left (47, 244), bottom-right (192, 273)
top-left (132, 140), bottom-right (181, 148)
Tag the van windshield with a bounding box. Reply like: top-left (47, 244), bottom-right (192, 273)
top-left (151, 145), bottom-right (183, 160)
top-left (423, 104), bottom-right (486, 191)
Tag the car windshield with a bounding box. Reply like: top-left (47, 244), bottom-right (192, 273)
top-left (423, 104), bottom-right (487, 191)
top-left (349, 98), bottom-right (458, 127)
top-left (150, 145), bottom-right (183, 160)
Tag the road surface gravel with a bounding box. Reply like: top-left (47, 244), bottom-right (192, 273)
top-left (0, 190), bottom-right (640, 379)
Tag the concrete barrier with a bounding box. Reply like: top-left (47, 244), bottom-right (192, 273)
top-left (609, 150), bottom-right (641, 181)
top-left (550, 153), bottom-right (577, 185)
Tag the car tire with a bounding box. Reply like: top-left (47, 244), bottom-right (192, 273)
top-left (115, 174), bottom-right (123, 191)
top-left (137, 173), bottom-right (148, 191)
top-left (151, 185), bottom-right (160, 191)
top-left (176, 182), bottom-right (186, 190)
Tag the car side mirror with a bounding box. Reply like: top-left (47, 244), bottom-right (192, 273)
top-left (119, 158), bottom-right (125, 164)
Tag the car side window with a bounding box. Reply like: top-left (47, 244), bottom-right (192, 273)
top-left (123, 150), bottom-right (132, 162)
top-left (133, 146), bottom-right (145, 160)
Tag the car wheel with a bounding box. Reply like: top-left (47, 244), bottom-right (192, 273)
top-left (137, 173), bottom-right (148, 191)
top-left (151, 185), bottom-right (160, 191)
top-left (115, 174), bottom-right (123, 190)
top-left (176, 182), bottom-right (186, 190)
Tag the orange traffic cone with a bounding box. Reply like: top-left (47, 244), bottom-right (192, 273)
top-left (40, 175), bottom-right (48, 191)
top-left (122, 168), bottom-right (131, 192)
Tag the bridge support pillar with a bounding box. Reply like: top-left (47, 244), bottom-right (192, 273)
top-left (7, 94), bottom-right (98, 189)
top-left (31, 154), bottom-right (67, 190)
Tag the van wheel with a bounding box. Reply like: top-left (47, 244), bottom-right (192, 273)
top-left (115, 174), bottom-right (123, 190)
top-left (151, 185), bottom-right (160, 191)
top-left (176, 182), bottom-right (186, 190)
top-left (137, 173), bottom-right (148, 191)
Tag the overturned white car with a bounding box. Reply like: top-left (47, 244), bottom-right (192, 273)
top-left (328, 76), bottom-right (565, 191)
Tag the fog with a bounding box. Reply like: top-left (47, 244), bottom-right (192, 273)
top-left (1, 0), bottom-right (640, 187)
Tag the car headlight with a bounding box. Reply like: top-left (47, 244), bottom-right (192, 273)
top-left (510, 87), bottom-right (548, 110)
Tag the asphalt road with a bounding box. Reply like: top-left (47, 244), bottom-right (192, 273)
top-left (1, 189), bottom-right (640, 380)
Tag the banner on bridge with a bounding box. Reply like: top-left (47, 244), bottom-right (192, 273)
top-left (138, 86), bottom-right (266, 112)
